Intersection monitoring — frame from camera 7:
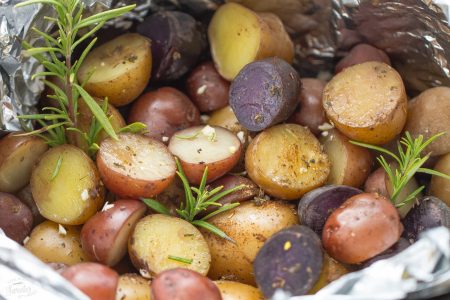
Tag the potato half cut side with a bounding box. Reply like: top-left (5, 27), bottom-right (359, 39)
top-left (97, 133), bottom-right (176, 198)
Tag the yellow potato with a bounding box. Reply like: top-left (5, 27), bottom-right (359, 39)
top-left (25, 220), bottom-right (90, 265)
top-left (208, 3), bottom-right (294, 80)
top-left (215, 281), bottom-right (264, 300)
top-left (309, 253), bottom-right (351, 294)
top-left (115, 273), bottom-right (151, 300)
top-left (429, 153), bottom-right (450, 207)
top-left (323, 62), bottom-right (407, 145)
top-left (78, 33), bottom-right (152, 107)
top-left (31, 144), bottom-right (104, 225)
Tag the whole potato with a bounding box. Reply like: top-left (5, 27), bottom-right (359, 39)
top-left (322, 193), bottom-right (403, 264)
top-left (202, 200), bottom-right (298, 285)
top-left (215, 281), bottom-right (263, 300)
top-left (335, 44), bottom-right (391, 73)
top-left (116, 273), bottom-right (151, 300)
top-left (0, 192), bottom-right (33, 243)
top-left (429, 153), bottom-right (450, 206)
top-left (16, 184), bottom-right (45, 226)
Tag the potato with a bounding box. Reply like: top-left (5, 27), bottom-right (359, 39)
top-left (208, 2), bottom-right (294, 80)
top-left (246, 124), bottom-right (330, 200)
top-left (323, 193), bottom-right (403, 264)
top-left (31, 144), bottom-right (105, 225)
top-left (116, 273), bottom-right (151, 300)
top-left (137, 11), bottom-right (205, 81)
top-left (202, 200), bottom-right (298, 285)
top-left (429, 153), bottom-right (450, 206)
top-left (81, 199), bottom-right (147, 266)
top-left (288, 78), bottom-right (327, 135)
top-left (25, 220), bottom-right (90, 265)
top-left (16, 184), bottom-right (45, 226)
top-left (362, 238), bottom-right (410, 267)
top-left (320, 129), bottom-right (373, 187)
top-left (151, 268), bottom-right (221, 300)
top-left (309, 253), bottom-right (351, 294)
top-left (208, 106), bottom-right (247, 136)
top-left (254, 225), bottom-right (323, 298)
top-left (229, 57), bottom-right (300, 131)
top-left (323, 62), bottom-right (407, 144)
top-left (168, 126), bottom-right (242, 184)
top-left (404, 87), bottom-right (450, 156)
top-left (127, 87), bottom-right (200, 142)
top-left (0, 192), bottom-right (33, 243)
top-left (186, 62), bottom-right (230, 112)
top-left (61, 262), bottom-right (119, 300)
top-left (0, 134), bottom-right (48, 193)
top-left (335, 44), bottom-right (391, 73)
top-left (215, 281), bottom-right (263, 300)
top-left (129, 214), bottom-right (211, 276)
top-left (96, 133), bottom-right (176, 198)
top-left (78, 33), bottom-right (152, 107)
top-left (298, 185), bottom-right (362, 235)
top-left (364, 167), bottom-right (389, 198)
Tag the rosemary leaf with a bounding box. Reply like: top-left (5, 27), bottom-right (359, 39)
top-left (167, 255), bottom-right (193, 264)
top-left (191, 220), bottom-right (235, 243)
top-left (141, 198), bottom-right (171, 216)
top-left (50, 156), bottom-right (63, 181)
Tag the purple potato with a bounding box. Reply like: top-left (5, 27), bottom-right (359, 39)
top-left (298, 185), bottom-right (362, 235)
top-left (0, 192), bottom-right (33, 243)
top-left (254, 225), bottom-right (323, 298)
top-left (362, 238), bottom-right (410, 267)
top-left (403, 196), bottom-right (450, 243)
top-left (229, 57), bottom-right (300, 131)
top-left (137, 11), bottom-right (205, 81)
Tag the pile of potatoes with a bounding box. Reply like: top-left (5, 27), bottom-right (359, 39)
top-left (1, 2), bottom-right (450, 300)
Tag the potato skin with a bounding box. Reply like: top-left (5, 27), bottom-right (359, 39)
top-left (323, 62), bottom-right (407, 144)
top-left (215, 281), bottom-right (263, 300)
top-left (25, 221), bottom-right (90, 265)
top-left (309, 253), bottom-right (351, 294)
top-left (186, 62), bottom-right (230, 112)
top-left (429, 153), bottom-right (450, 206)
top-left (202, 200), bottom-right (298, 285)
top-left (335, 44), bottom-right (391, 73)
top-left (323, 193), bottom-right (403, 264)
top-left (62, 262), bottom-right (119, 300)
top-left (0, 192), bottom-right (33, 243)
top-left (404, 87), bottom-right (450, 156)
top-left (128, 87), bottom-right (200, 142)
top-left (151, 268), bottom-right (221, 300)
top-left (116, 273), bottom-right (151, 300)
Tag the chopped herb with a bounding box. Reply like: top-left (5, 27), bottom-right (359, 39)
top-left (51, 156), bottom-right (63, 181)
top-left (168, 255), bottom-right (193, 264)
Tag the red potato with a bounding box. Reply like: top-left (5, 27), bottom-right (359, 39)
top-left (97, 133), bottom-right (176, 198)
top-left (16, 184), bottom-right (45, 226)
top-left (335, 44), bottom-right (391, 73)
top-left (0, 134), bottom-right (48, 193)
top-left (128, 87), bottom-right (200, 142)
top-left (61, 262), bottom-right (119, 300)
top-left (288, 78), bottom-right (327, 135)
top-left (81, 199), bottom-right (147, 266)
top-left (0, 192), bottom-right (33, 243)
top-left (186, 62), bottom-right (230, 112)
top-left (322, 193), bottom-right (403, 264)
top-left (151, 268), bottom-right (221, 300)
top-left (168, 126), bottom-right (242, 184)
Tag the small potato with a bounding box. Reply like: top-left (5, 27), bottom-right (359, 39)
top-left (288, 78), bottom-right (327, 135)
top-left (404, 87), bottom-right (450, 156)
top-left (97, 133), bottom-right (176, 198)
top-left (322, 193), bottom-right (403, 264)
top-left (208, 106), bottom-right (248, 136)
top-left (116, 273), bottom-right (151, 300)
top-left (16, 184), bottom-right (45, 226)
top-left (208, 3), bottom-right (294, 80)
top-left (335, 44), bottom-right (391, 73)
top-left (215, 281), bottom-right (263, 300)
top-left (0, 192), bottom-right (33, 243)
top-left (151, 268), bottom-right (221, 300)
top-left (78, 33), bottom-right (152, 107)
top-left (128, 87), bottom-right (200, 142)
top-left (81, 199), bottom-right (147, 266)
top-left (25, 220), bottom-right (90, 265)
top-left (320, 129), bottom-right (373, 188)
top-left (0, 134), bottom-right (48, 193)
top-left (246, 124), bottom-right (330, 200)
top-left (429, 153), bottom-right (450, 206)
top-left (168, 126), bottom-right (242, 184)
top-left (62, 262), bottom-right (119, 300)
top-left (31, 144), bottom-right (104, 225)
top-left (129, 214), bottom-right (211, 276)
top-left (363, 238), bottom-right (410, 267)
top-left (186, 62), bottom-right (230, 112)
top-left (229, 57), bottom-right (300, 131)
top-left (202, 200), bottom-right (298, 285)
top-left (323, 62), bottom-right (407, 144)
top-left (309, 253), bottom-right (351, 294)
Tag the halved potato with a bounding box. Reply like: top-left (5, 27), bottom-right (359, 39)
top-left (78, 33), bottom-right (152, 107)
top-left (81, 199), bottom-right (147, 266)
top-left (96, 133), bottom-right (176, 198)
top-left (208, 2), bottom-right (294, 80)
top-left (116, 273), bottom-right (151, 300)
top-left (215, 281), bottom-right (264, 300)
top-left (0, 134), bottom-right (48, 193)
top-left (168, 126), bottom-right (242, 184)
top-left (31, 144), bottom-right (104, 225)
top-left (128, 214), bottom-right (211, 276)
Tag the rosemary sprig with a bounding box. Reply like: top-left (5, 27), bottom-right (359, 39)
top-left (351, 132), bottom-right (450, 207)
top-left (15, 0), bottom-right (135, 151)
top-left (142, 158), bottom-right (244, 242)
